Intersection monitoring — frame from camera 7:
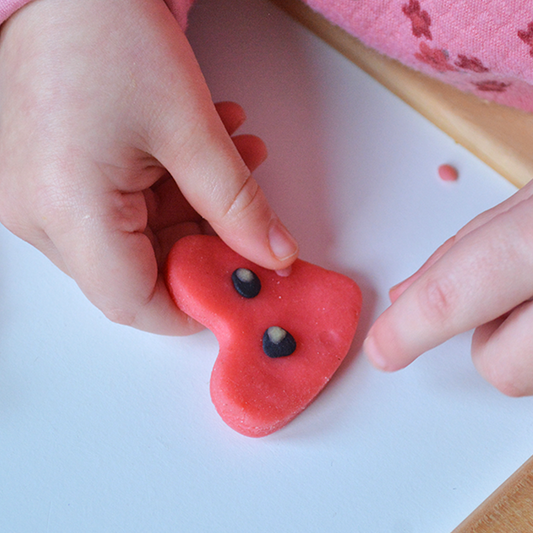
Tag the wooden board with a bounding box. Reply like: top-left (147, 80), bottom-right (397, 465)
top-left (452, 455), bottom-right (533, 532)
top-left (270, 0), bottom-right (533, 188)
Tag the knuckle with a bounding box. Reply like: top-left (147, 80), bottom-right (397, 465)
top-left (417, 275), bottom-right (458, 326)
top-left (221, 172), bottom-right (261, 222)
top-left (98, 281), bottom-right (156, 330)
top-left (107, 191), bottom-right (148, 233)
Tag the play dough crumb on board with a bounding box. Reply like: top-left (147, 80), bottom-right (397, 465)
top-left (438, 164), bottom-right (459, 182)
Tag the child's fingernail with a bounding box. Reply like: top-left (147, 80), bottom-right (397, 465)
top-left (363, 334), bottom-right (390, 371)
top-left (389, 282), bottom-right (405, 303)
top-left (389, 271), bottom-right (423, 303)
top-left (269, 220), bottom-right (298, 261)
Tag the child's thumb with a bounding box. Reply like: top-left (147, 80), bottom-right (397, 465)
top-left (150, 100), bottom-right (298, 271)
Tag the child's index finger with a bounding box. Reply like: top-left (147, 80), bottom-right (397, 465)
top-left (365, 200), bottom-right (533, 370)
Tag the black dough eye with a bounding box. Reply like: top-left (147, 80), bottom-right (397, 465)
top-left (232, 268), bottom-right (261, 298)
top-left (263, 327), bottom-right (297, 358)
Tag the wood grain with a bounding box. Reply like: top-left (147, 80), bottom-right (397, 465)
top-left (452, 455), bottom-right (533, 532)
top-left (269, 0), bottom-right (533, 188)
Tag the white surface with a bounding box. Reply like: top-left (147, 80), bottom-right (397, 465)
top-left (1, 1), bottom-right (531, 531)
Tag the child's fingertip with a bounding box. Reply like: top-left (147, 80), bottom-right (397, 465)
top-left (268, 219), bottom-right (298, 263)
top-left (363, 334), bottom-right (392, 371)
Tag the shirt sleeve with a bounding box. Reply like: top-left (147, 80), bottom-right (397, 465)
top-left (0, 0), bottom-right (32, 24)
top-left (0, 0), bottom-right (194, 28)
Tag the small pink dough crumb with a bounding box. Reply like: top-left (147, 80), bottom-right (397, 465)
top-left (438, 164), bottom-right (459, 182)
top-left (275, 266), bottom-right (292, 277)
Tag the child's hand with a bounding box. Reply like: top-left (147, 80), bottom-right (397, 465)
top-left (0, 0), bottom-right (298, 335)
top-left (364, 180), bottom-right (533, 396)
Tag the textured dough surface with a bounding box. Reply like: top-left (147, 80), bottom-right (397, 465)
top-left (166, 235), bottom-right (362, 437)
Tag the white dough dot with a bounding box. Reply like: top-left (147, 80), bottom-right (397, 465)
top-left (267, 326), bottom-right (287, 344)
top-left (236, 268), bottom-right (254, 283)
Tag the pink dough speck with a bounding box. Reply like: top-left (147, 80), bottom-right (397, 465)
top-left (438, 164), bottom-right (459, 182)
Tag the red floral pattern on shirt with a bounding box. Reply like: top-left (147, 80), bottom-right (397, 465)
top-left (473, 80), bottom-right (511, 92)
top-left (455, 55), bottom-right (489, 73)
top-left (518, 22), bottom-right (533, 57)
top-left (402, 0), bottom-right (432, 40)
top-left (401, 3), bottom-right (511, 94)
top-left (415, 42), bottom-right (456, 72)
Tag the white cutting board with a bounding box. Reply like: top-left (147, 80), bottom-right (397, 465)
top-left (0, 1), bottom-right (531, 532)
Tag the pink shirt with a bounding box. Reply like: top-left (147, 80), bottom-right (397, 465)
top-left (0, 0), bottom-right (28, 22)
top-left (307, 0), bottom-right (533, 112)
top-left (1, 0), bottom-right (533, 113)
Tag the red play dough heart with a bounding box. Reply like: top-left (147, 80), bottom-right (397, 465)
top-left (166, 235), bottom-right (362, 437)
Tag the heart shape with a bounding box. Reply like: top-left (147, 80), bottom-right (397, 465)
top-left (166, 235), bottom-right (362, 437)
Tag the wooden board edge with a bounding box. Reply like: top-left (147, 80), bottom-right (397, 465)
top-left (451, 455), bottom-right (533, 532)
top-left (269, 0), bottom-right (533, 188)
